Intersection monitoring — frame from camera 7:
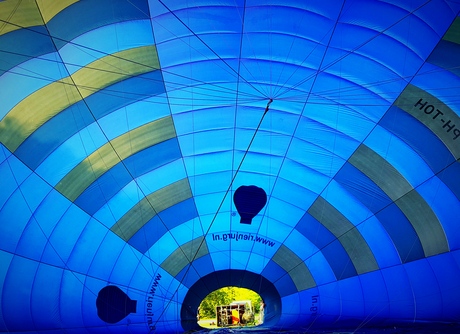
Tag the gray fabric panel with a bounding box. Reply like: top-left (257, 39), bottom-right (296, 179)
top-left (395, 84), bottom-right (460, 159)
top-left (289, 264), bottom-right (316, 291)
top-left (110, 198), bottom-right (155, 241)
top-left (309, 196), bottom-right (379, 274)
top-left (349, 144), bottom-right (412, 201)
top-left (272, 244), bottom-right (316, 291)
top-left (350, 144), bottom-right (449, 257)
top-left (161, 236), bottom-right (208, 277)
top-left (111, 178), bottom-right (192, 241)
top-left (443, 16), bottom-right (460, 44)
top-left (396, 190), bottom-right (449, 256)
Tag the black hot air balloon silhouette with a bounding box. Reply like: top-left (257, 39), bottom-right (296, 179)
top-left (96, 285), bottom-right (137, 323)
top-left (233, 185), bottom-right (267, 224)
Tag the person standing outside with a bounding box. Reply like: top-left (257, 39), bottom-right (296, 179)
top-left (259, 301), bottom-right (265, 324)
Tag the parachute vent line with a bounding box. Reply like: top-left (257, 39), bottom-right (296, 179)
top-left (149, 98), bottom-right (274, 331)
top-left (198, 98), bottom-right (274, 250)
top-left (264, 98), bottom-right (274, 115)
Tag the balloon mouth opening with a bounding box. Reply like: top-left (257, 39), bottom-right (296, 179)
top-left (181, 269), bottom-right (282, 332)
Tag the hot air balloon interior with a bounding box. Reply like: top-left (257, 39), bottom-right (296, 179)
top-left (1, 0), bottom-right (460, 333)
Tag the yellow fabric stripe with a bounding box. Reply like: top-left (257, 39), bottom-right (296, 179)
top-left (36, 0), bottom-right (79, 23)
top-left (111, 179), bottom-right (192, 241)
top-left (0, 45), bottom-right (160, 152)
top-left (142, 178), bottom-right (191, 214)
top-left (161, 237), bottom-right (207, 277)
top-left (0, 77), bottom-right (81, 152)
top-left (55, 116), bottom-right (176, 202)
top-left (444, 17), bottom-right (460, 44)
top-left (0, 0), bottom-right (42, 36)
top-left (72, 45), bottom-right (160, 99)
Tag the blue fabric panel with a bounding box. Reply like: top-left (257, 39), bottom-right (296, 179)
top-left (128, 215), bottom-right (168, 253)
top-left (344, 1), bottom-right (447, 58)
top-left (175, 264), bottom-right (200, 288)
top-left (437, 161), bottom-right (460, 200)
top-left (323, 52), bottom-right (403, 103)
top-left (295, 213), bottom-right (356, 279)
top-left (1, 53), bottom-right (68, 120)
top-left (31, 264), bottom-right (63, 329)
top-left (337, 277), bottom-right (364, 319)
top-left (428, 40), bottom-right (460, 77)
top-left (0, 147), bottom-right (30, 185)
top-left (127, 198), bottom-right (197, 253)
top-left (46, 0), bottom-right (150, 49)
top-left (109, 246), bottom-right (144, 287)
top-left (16, 70), bottom-right (166, 171)
top-left (2, 256), bottom-right (38, 331)
top-left (295, 213), bottom-right (335, 247)
top-left (314, 282), bottom-right (341, 325)
top-left (303, 252), bottom-right (336, 286)
top-left (0, 144), bottom-right (8, 163)
top-left (272, 177), bottom-right (317, 211)
top-left (15, 104), bottom-right (95, 170)
top-left (160, 198), bottom-right (198, 230)
top-left (359, 271), bottom-right (390, 319)
top-left (86, 70), bottom-right (166, 120)
top-left (332, 23), bottom-right (422, 79)
top-left (87, 232), bottom-right (125, 278)
top-left (24, 188), bottom-right (67, 241)
top-left (46, 203), bottom-right (89, 265)
top-left (335, 162), bottom-right (392, 213)
top-left (15, 217), bottom-right (49, 263)
top-left (125, 139), bottom-right (181, 178)
top-left (375, 203), bottom-right (424, 263)
top-left (365, 125), bottom-right (435, 188)
top-left (190, 254), bottom-right (215, 282)
top-left (239, 269), bottom-right (263, 292)
top-left (296, 288), bottom-right (320, 318)
top-left (245, 5), bottom-right (334, 48)
top-left (74, 138), bottom-right (184, 215)
top-left (261, 260), bottom-right (287, 285)
top-left (322, 240), bottom-right (357, 280)
top-left (0, 251), bottom-right (12, 330)
top-left (274, 272), bottom-right (298, 297)
top-left (74, 163), bottom-right (132, 215)
top-left (65, 218), bottom-right (106, 274)
top-left (427, 253), bottom-right (460, 320)
top-left (34, 123), bottom-right (108, 187)
top-left (411, 62), bottom-right (460, 110)
top-left (58, 20), bottom-right (154, 74)
top-left (380, 106), bottom-right (456, 174)
top-left (59, 271), bottom-right (85, 328)
top-left (19, 172), bottom-right (51, 213)
top-left (0, 187), bottom-right (34, 253)
top-left (417, 176), bottom-right (460, 250)
top-left (0, 158), bottom-right (23, 209)
top-left (82, 277), bottom-right (112, 326)
top-left (381, 265), bottom-right (415, 320)
top-left (0, 26), bottom-right (55, 75)
top-left (404, 259), bottom-right (443, 320)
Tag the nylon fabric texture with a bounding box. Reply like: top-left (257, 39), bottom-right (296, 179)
top-left (1, 0), bottom-right (460, 333)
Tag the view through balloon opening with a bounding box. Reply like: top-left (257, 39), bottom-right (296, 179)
top-left (197, 287), bottom-right (264, 329)
top-left (180, 270), bottom-right (281, 332)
